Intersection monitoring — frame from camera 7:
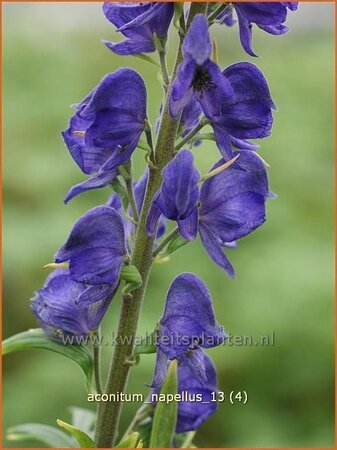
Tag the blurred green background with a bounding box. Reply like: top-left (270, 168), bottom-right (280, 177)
top-left (3, 2), bottom-right (334, 448)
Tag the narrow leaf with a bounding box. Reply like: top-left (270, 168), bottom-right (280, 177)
top-left (115, 432), bottom-right (141, 448)
top-left (149, 360), bottom-right (178, 448)
top-left (57, 419), bottom-right (95, 448)
top-left (159, 234), bottom-right (188, 259)
top-left (132, 53), bottom-right (160, 68)
top-left (173, 3), bottom-right (184, 29)
top-left (7, 423), bottom-right (76, 448)
top-left (120, 264), bottom-right (143, 294)
top-left (2, 329), bottom-right (94, 392)
top-left (134, 330), bottom-right (157, 356)
top-left (69, 407), bottom-right (95, 438)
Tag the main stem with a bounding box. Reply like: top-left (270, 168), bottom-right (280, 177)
top-left (94, 4), bottom-right (207, 447)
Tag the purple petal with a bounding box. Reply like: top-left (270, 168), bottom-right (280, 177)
top-left (169, 58), bottom-right (195, 119)
top-left (103, 38), bottom-right (155, 56)
top-left (158, 273), bottom-right (226, 359)
top-left (199, 224), bottom-right (235, 278)
top-left (146, 196), bottom-right (162, 236)
top-left (159, 149), bottom-right (200, 221)
top-left (64, 170), bottom-right (118, 204)
top-left (182, 14), bottom-right (212, 65)
top-left (178, 206), bottom-right (198, 241)
top-left (55, 206), bottom-right (126, 285)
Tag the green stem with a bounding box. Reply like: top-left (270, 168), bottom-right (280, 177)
top-left (175, 118), bottom-right (210, 151)
top-left (208, 3), bottom-right (230, 23)
top-left (158, 49), bottom-right (170, 92)
top-left (94, 3), bottom-right (208, 447)
top-left (152, 227), bottom-right (179, 258)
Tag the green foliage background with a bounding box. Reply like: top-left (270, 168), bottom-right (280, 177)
top-left (3, 3), bottom-right (334, 448)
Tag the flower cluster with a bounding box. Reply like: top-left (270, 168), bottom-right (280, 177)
top-left (30, 2), bottom-right (297, 444)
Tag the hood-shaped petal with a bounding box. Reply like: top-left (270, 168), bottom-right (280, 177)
top-left (31, 269), bottom-right (114, 341)
top-left (55, 206), bottom-right (126, 285)
top-left (81, 69), bottom-right (147, 148)
top-left (158, 273), bottom-right (226, 359)
top-left (182, 14), bottom-right (212, 66)
top-left (159, 149), bottom-right (200, 220)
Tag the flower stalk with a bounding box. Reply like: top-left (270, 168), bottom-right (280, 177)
top-left (94, 3), bottom-right (208, 447)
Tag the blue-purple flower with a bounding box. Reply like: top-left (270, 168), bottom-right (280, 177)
top-left (227, 2), bottom-right (298, 56)
top-left (102, 2), bottom-right (174, 56)
top-left (62, 69), bottom-right (147, 202)
top-left (146, 150), bottom-right (200, 240)
top-left (170, 14), bottom-right (275, 159)
top-left (55, 206), bottom-right (127, 285)
top-left (151, 273), bottom-right (226, 388)
top-left (152, 350), bottom-right (218, 433)
top-left (199, 151), bottom-right (270, 277)
top-left (31, 269), bottom-right (115, 341)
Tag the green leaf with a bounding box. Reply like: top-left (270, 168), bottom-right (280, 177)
top-left (115, 432), bottom-right (142, 448)
top-left (149, 360), bottom-right (178, 448)
top-left (2, 329), bottom-right (94, 392)
top-left (57, 419), bottom-right (95, 448)
top-left (175, 431), bottom-right (197, 448)
top-left (173, 3), bottom-right (184, 29)
top-left (134, 330), bottom-right (157, 356)
top-left (120, 264), bottom-right (143, 294)
top-left (160, 234), bottom-right (189, 259)
top-left (70, 407), bottom-right (95, 438)
top-left (132, 53), bottom-right (160, 68)
top-left (7, 423), bottom-right (76, 448)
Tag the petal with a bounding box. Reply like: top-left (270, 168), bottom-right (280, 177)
top-left (82, 69), bottom-right (147, 127)
top-left (55, 206), bottom-right (126, 285)
top-left (158, 273), bottom-right (226, 358)
top-left (179, 348), bottom-right (208, 386)
top-left (64, 170), bottom-right (118, 204)
top-left (222, 62), bottom-right (276, 110)
top-left (102, 38), bottom-right (155, 56)
top-left (182, 14), bottom-right (212, 65)
top-left (235, 8), bottom-right (256, 57)
top-left (180, 98), bottom-right (202, 135)
top-left (199, 224), bottom-right (235, 278)
top-left (146, 196), bottom-right (162, 236)
top-left (62, 114), bottom-right (112, 175)
top-left (178, 206), bottom-right (198, 241)
top-left (159, 149), bottom-right (200, 220)
top-left (169, 58), bottom-right (195, 119)
top-left (69, 247), bottom-right (124, 285)
top-left (175, 351), bottom-right (218, 433)
top-left (150, 349), bottom-right (169, 389)
top-left (97, 131), bottom-right (141, 172)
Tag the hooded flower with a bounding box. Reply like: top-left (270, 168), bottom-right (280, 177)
top-left (151, 273), bottom-right (226, 388)
top-left (31, 269), bottom-right (115, 341)
top-left (62, 69), bottom-right (147, 201)
top-left (54, 206), bottom-right (127, 286)
top-left (146, 150), bottom-right (200, 240)
top-left (170, 14), bottom-right (233, 120)
top-left (102, 2), bottom-right (174, 56)
top-left (228, 2), bottom-right (298, 56)
top-left (212, 62), bottom-right (276, 159)
top-left (199, 151), bottom-right (270, 278)
top-left (170, 15), bottom-right (275, 159)
top-left (151, 350), bottom-right (218, 433)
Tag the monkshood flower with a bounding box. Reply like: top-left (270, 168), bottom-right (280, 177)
top-left (102, 2), bottom-right (174, 55)
top-left (151, 273), bottom-right (226, 388)
top-left (31, 269), bottom-right (115, 341)
top-left (170, 14), bottom-right (275, 159)
top-left (199, 151), bottom-right (270, 278)
top-left (146, 150), bottom-right (200, 240)
top-left (62, 68), bottom-right (147, 202)
top-left (227, 2), bottom-right (298, 56)
top-left (152, 350), bottom-right (218, 433)
top-left (55, 206), bottom-right (127, 285)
